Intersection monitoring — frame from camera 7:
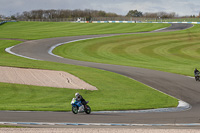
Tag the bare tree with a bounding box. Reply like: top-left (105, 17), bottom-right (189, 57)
top-left (13, 9), bottom-right (121, 20)
top-left (143, 12), bottom-right (178, 18)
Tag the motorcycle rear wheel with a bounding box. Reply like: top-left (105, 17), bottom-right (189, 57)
top-left (195, 76), bottom-right (200, 81)
top-left (85, 105), bottom-right (91, 114)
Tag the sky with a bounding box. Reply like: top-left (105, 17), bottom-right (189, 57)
top-left (1, 0), bottom-right (200, 17)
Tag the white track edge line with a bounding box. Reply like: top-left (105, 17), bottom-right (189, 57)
top-left (48, 37), bottom-right (191, 113)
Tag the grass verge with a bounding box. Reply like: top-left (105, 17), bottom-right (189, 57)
top-left (0, 22), bottom-right (170, 39)
top-left (0, 125), bottom-right (23, 128)
top-left (53, 24), bottom-right (200, 76)
top-left (0, 39), bottom-right (178, 111)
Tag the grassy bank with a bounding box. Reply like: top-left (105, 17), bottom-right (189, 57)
top-left (0, 40), bottom-right (178, 111)
top-left (0, 21), bottom-right (169, 39)
top-left (53, 24), bottom-right (200, 76)
top-left (0, 125), bottom-right (23, 128)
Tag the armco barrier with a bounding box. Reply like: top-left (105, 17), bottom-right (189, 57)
top-left (79, 21), bottom-right (194, 23)
top-left (92, 21), bottom-right (136, 23)
top-left (0, 21), bottom-right (6, 25)
top-left (148, 22), bottom-right (200, 24)
top-left (0, 20), bottom-right (17, 25)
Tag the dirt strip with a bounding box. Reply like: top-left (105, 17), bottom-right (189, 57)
top-left (0, 66), bottom-right (97, 90)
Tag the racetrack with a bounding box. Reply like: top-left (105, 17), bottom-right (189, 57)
top-left (2, 24), bottom-right (200, 126)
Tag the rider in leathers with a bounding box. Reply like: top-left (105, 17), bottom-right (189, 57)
top-left (194, 68), bottom-right (199, 76)
top-left (75, 93), bottom-right (87, 109)
top-left (194, 68), bottom-right (200, 81)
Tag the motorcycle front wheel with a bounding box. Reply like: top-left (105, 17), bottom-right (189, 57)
top-left (85, 105), bottom-right (91, 114)
top-left (72, 106), bottom-right (78, 114)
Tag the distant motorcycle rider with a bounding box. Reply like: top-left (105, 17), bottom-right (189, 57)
top-left (194, 68), bottom-right (199, 76)
top-left (75, 93), bottom-right (87, 109)
top-left (194, 68), bottom-right (200, 81)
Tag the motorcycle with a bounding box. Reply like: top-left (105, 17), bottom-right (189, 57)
top-left (195, 72), bottom-right (200, 81)
top-left (71, 98), bottom-right (91, 114)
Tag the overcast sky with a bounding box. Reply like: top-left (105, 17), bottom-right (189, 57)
top-left (1, 0), bottom-right (200, 16)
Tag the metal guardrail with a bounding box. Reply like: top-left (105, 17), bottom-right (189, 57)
top-left (77, 21), bottom-right (200, 24)
top-left (0, 21), bottom-right (7, 25)
top-left (92, 17), bottom-right (200, 22)
top-left (0, 20), bottom-right (17, 25)
top-left (1, 20), bottom-right (199, 24)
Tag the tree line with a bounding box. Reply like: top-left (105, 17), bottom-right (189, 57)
top-left (9, 9), bottom-right (120, 21)
top-left (126, 10), bottom-right (200, 18)
top-left (1, 9), bottom-right (199, 21)
top-left (126, 10), bottom-right (180, 18)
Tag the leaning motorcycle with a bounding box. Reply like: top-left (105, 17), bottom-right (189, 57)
top-left (71, 98), bottom-right (91, 114)
top-left (195, 72), bottom-right (200, 81)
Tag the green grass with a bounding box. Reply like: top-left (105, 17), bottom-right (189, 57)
top-left (0, 125), bottom-right (23, 128)
top-left (0, 22), bottom-right (178, 111)
top-left (0, 21), bottom-right (170, 39)
top-left (142, 18), bottom-right (200, 22)
top-left (156, 18), bottom-right (200, 22)
top-left (53, 24), bottom-right (200, 76)
top-left (0, 40), bottom-right (178, 111)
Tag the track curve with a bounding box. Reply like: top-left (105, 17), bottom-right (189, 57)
top-left (2, 24), bottom-right (200, 125)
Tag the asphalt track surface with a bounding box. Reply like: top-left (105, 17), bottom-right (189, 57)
top-left (1, 24), bottom-right (200, 126)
